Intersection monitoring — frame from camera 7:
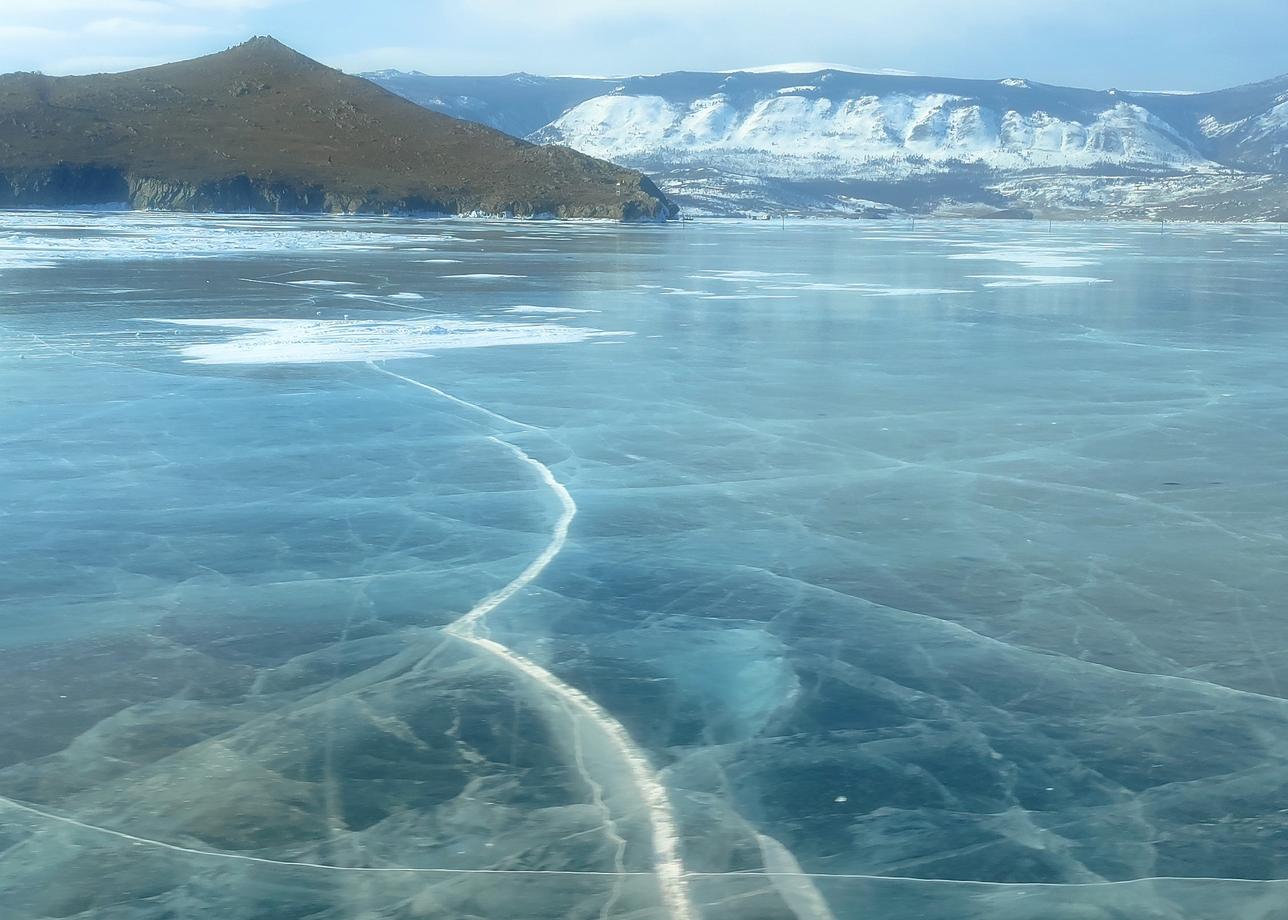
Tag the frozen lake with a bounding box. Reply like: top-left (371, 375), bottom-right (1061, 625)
top-left (2, 212), bottom-right (1288, 919)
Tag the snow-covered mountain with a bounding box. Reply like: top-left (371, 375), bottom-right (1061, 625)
top-left (533, 92), bottom-right (1206, 173)
top-left (365, 67), bottom-right (1288, 219)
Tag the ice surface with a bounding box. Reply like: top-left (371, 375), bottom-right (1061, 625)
top-left (4, 213), bottom-right (1288, 919)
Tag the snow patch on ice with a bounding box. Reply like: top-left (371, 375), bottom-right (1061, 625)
top-left (698, 293), bottom-right (801, 300)
top-left (503, 305), bottom-right (598, 314)
top-left (692, 270), bottom-right (965, 297)
top-left (139, 317), bottom-right (629, 365)
top-left (948, 247), bottom-right (1102, 269)
top-left (444, 273), bottom-right (527, 280)
top-left (0, 213), bottom-right (458, 276)
top-left (972, 274), bottom-right (1112, 288)
top-left (695, 270), bottom-right (809, 281)
top-left (780, 282), bottom-right (967, 296)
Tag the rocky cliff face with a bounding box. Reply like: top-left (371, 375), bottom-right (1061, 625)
top-left (0, 38), bottom-right (675, 220)
top-left (0, 165), bottom-right (670, 219)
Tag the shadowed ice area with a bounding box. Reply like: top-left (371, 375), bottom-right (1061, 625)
top-left (2, 213), bottom-right (1288, 918)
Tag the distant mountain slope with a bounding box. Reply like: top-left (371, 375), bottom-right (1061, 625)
top-left (365, 67), bottom-right (1288, 219)
top-left (363, 69), bottom-right (619, 140)
top-left (0, 38), bottom-right (674, 219)
top-left (1139, 74), bottom-right (1288, 174)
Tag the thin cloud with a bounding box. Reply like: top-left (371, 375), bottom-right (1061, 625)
top-left (4, 0), bottom-right (169, 15)
top-left (83, 18), bottom-right (214, 38)
top-left (0, 26), bottom-right (67, 41)
top-left (2, 0), bottom-right (1286, 90)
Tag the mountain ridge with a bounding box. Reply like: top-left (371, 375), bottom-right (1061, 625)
top-left (0, 37), bottom-right (675, 220)
top-left (366, 65), bottom-right (1288, 219)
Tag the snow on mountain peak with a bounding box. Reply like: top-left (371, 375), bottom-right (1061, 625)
top-left (726, 62), bottom-right (914, 76)
top-left (534, 87), bottom-right (1210, 175)
top-left (364, 66), bottom-right (1288, 218)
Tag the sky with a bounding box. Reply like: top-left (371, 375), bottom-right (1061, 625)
top-left (1, 0), bottom-right (1286, 91)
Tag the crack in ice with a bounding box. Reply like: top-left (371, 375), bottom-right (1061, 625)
top-left (370, 363), bottom-right (540, 433)
top-left (377, 365), bottom-right (696, 920)
top-left (0, 795), bottom-right (1283, 889)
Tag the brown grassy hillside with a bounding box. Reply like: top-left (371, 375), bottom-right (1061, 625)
top-left (0, 37), bottom-right (674, 219)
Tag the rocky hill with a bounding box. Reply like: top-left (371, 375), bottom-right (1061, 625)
top-left (367, 66), bottom-right (1288, 220)
top-left (0, 38), bottom-right (675, 220)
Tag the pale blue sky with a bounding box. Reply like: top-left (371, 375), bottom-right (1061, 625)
top-left (2, 0), bottom-right (1285, 91)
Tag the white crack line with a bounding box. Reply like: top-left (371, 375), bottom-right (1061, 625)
top-left (377, 365), bottom-right (696, 920)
